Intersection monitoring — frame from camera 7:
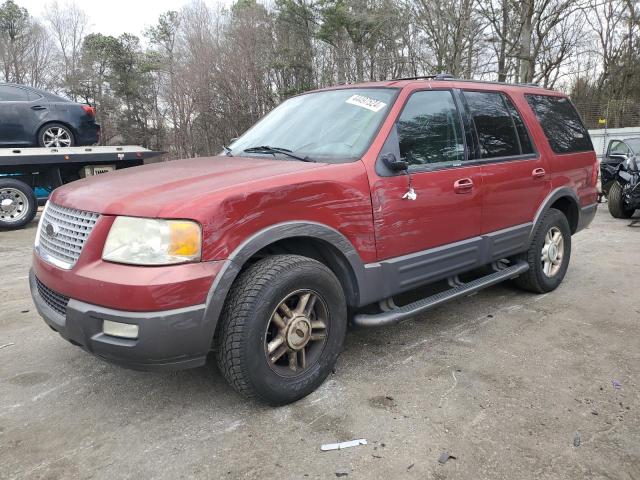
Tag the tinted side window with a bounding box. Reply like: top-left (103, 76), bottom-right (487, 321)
top-left (0, 85), bottom-right (29, 101)
top-left (503, 96), bottom-right (534, 154)
top-left (465, 91), bottom-right (520, 158)
top-left (397, 90), bottom-right (465, 168)
top-left (525, 94), bottom-right (592, 153)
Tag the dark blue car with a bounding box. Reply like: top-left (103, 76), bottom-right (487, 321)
top-left (0, 83), bottom-right (100, 148)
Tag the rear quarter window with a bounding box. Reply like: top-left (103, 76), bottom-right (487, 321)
top-left (525, 94), bottom-right (592, 154)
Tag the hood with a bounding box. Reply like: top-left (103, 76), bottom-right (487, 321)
top-left (51, 155), bottom-right (326, 217)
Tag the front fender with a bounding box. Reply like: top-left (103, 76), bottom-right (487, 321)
top-left (200, 221), bottom-right (370, 344)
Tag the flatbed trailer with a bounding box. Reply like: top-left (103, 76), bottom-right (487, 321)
top-left (0, 145), bottom-right (163, 229)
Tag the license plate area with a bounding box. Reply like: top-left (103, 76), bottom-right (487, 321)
top-left (82, 165), bottom-right (115, 177)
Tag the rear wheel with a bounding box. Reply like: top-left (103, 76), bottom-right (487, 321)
top-left (0, 179), bottom-right (37, 230)
top-left (37, 123), bottom-right (75, 148)
top-left (216, 255), bottom-right (347, 405)
top-left (513, 208), bottom-right (571, 293)
top-left (608, 181), bottom-right (635, 219)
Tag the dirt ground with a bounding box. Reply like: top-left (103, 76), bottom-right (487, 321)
top-left (1, 208), bottom-right (639, 480)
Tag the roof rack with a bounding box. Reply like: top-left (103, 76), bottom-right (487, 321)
top-left (392, 73), bottom-right (455, 81)
top-left (388, 75), bottom-right (545, 89)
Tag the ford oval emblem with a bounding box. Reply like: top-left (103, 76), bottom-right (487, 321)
top-left (44, 222), bottom-right (59, 238)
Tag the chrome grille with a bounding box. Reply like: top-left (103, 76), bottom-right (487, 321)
top-left (35, 277), bottom-right (69, 316)
top-left (37, 202), bottom-right (100, 269)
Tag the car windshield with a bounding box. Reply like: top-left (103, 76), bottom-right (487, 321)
top-left (624, 138), bottom-right (640, 154)
top-left (230, 88), bottom-right (397, 162)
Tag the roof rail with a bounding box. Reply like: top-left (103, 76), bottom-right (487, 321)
top-left (386, 76), bottom-right (547, 90)
top-left (390, 73), bottom-right (456, 82)
top-left (391, 75), bottom-right (436, 81)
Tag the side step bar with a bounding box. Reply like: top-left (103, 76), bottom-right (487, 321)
top-left (352, 261), bottom-right (529, 328)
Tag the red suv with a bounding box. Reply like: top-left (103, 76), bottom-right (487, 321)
top-left (30, 77), bottom-right (598, 404)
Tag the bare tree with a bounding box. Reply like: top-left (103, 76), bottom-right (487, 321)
top-left (44, 0), bottom-right (88, 99)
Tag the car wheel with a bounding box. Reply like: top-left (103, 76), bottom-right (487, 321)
top-left (216, 255), bottom-right (347, 405)
top-left (0, 179), bottom-right (38, 230)
top-left (513, 208), bottom-right (572, 294)
top-left (607, 181), bottom-right (635, 219)
top-left (38, 123), bottom-right (75, 148)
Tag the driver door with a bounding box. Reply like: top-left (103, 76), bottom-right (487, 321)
top-left (371, 89), bottom-right (483, 261)
top-left (606, 140), bottom-right (631, 164)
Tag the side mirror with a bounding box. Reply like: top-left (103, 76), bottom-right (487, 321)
top-left (381, 152), bottom-right (408, 172)
top-left (229, 137), bottom-right (238, 144)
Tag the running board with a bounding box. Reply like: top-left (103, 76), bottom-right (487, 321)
top-left (352, 261), bottom-right (529, 328)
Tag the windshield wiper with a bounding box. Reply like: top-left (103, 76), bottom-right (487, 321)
top-left (222, 145), bottom-right (233, 156)
top-left (242, 145), bottom-right (314, 162)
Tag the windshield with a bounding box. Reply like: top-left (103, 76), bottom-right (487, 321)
top-left (230, 88), bottom-right (398, 162)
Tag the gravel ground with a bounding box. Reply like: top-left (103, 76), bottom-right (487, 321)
top-left (1, 208), bottom-right (638, 480)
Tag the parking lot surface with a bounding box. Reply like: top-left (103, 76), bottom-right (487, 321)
top-left (1, 209), bottom-right (639, 479)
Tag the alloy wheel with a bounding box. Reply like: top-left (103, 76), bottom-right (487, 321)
top-left (541, 226), bottom-right (564, 277)
top-left (42, 127), bottom-right (72, 147)
top-left (264, 289), bottom-right (329, 377)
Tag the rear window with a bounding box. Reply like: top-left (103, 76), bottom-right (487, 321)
top-left (525, 94), bottom-right (592, 154)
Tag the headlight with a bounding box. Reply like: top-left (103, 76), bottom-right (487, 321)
top-left (103, 217), bottom-right (201, 265)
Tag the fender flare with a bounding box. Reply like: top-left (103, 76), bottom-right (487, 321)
top-left (201, 221), bottom-right (368, 339)
top-left (529, 187), bottom-right (580, 244)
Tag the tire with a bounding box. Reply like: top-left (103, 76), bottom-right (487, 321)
top-left (216, 255), bottom-right (347, 405)
top-left (0, 179), bottom-right (38, 230)
top-left (607, 181), bottom-right (635, 219)
top-left (512, 208), bottom-right (572, 294)
top-left (37, 123), bottom-right (75, 148)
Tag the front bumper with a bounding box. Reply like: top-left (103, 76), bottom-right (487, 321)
top-left (30, 270), bottom-right (210, 371)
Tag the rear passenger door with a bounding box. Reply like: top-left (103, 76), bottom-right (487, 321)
top-left (462, 90), bottom-right (549, 235)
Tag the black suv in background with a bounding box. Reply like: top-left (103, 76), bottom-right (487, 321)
top-left (0, 83), bottom-right (100, 148)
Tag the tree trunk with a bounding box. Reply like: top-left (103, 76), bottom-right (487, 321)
top-left (497, 0), bottom-right (508, 82)
top-left (519, 0), bottom-right (535, 83)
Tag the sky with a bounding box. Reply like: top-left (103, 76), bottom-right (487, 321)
top-left (14, 0), bottom-right (200, 37)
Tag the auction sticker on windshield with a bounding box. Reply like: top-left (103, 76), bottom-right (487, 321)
top-left (345, 94), bottom-right (387, 112)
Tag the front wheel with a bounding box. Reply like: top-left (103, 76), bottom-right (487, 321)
top-left (608, 181), bottom-right (635, 219)
top-left (216, 255), bottom-right (347, 405)
top-left (513, 208), bottom-right (572, 293)
top-left (0, 179), bottom-right (38, 230)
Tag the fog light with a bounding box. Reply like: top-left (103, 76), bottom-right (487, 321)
top-left (103, 320), bottom-right (139, 339)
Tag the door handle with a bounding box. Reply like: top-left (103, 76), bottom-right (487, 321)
top-left (454, 178), bottom-right (473, 193)
top-left (31, 105), bottom-right (46, 110)
top-left (532, 168), bottom-right (546, 179)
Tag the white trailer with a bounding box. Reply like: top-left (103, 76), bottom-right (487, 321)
top-left (0, 145), bottom-right (162, 229)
